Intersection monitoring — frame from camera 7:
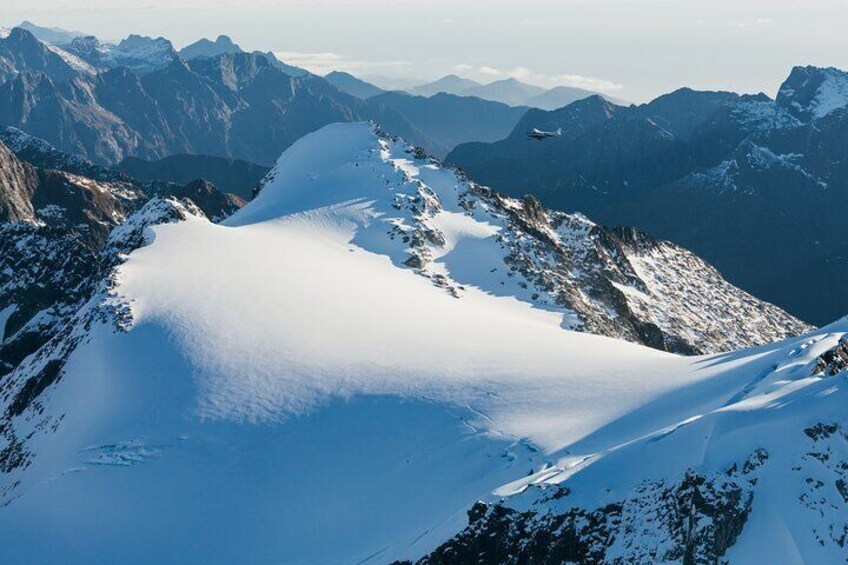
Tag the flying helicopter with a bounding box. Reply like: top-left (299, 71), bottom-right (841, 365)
top-left (527, 127), bottom-right (562, 140)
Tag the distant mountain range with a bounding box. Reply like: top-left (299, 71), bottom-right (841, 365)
top-left (447, 67), bottom-right (848, 325)
top-left (0, 26), bottom-right (530, 162)
top-left (408, 74), bottom-right (627, 109)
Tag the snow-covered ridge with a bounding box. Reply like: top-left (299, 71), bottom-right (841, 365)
top-left (238, 122), bottom-right (808, 355)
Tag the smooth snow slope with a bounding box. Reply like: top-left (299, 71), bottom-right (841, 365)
top-left (0, 123), bottom-right (844, 564)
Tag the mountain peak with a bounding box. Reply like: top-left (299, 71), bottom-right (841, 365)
top-left (324, 70), bottom-right (384, 99)
top-left (6, 26), bottom-right (40, 46)
top-left (215, 35), bottom-right (236, 46)
top-left (777, 65), bottom-right (848, 121)
top-left (15, 21), bottom-right (84, 46)
top-left (179, 34), bottom-right (243, 60)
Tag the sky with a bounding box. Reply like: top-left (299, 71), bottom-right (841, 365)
top-left (3, 0), bottom-right (848, 102)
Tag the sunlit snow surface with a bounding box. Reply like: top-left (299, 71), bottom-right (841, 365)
top-left (1, 123), bottom-right (846, 564)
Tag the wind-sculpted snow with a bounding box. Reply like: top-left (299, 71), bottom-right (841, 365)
top-left (0, 123), bottom-right (840, 564)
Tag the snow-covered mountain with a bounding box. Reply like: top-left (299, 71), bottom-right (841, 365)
top-left (64, 34), bottom-right (178, 74)
top-left (0, 123), bottom-right (834, 564)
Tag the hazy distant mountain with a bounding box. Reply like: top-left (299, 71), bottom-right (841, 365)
top-left (179, 35), bottom-right (243, 60)
top-left (464, 77), bottom-right (546, 106)
top-left (325, 71), bottom-right (384, 99)
top-left (409, 74), bottom-right (482, 97)
top-left (117, 154), bottom-right (269, 201)
top-left (363, 74), bottom-right (423, 91)
top-left (526, 84), bottom-right (622, 110)
top-left (408, 74), bottom-right (618, 109)
top-left (448, 69), bottom-right (848, 324)
top-left (368, 91), bottom-right (527, 155)
top-left (16, 21), bottom-right (85, 46)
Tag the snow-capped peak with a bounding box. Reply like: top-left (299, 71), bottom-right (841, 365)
top-left (777, 65), bottom-right (848, 121)
top-left (63, 33), bottom-right (178, 74)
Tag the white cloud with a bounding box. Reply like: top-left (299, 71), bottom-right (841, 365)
top-left (552, 74), bottom-right (624, 92)
top-left (478, 66), bottom-right (503, 77)
top-left (450, 63), bottom-right (474, 73)
top-left (730, 18), bottom-right (775, 28)
top-left (274, 51), bottom-right (411, 76)
top-left (455, 64), bottom-right (623, 92)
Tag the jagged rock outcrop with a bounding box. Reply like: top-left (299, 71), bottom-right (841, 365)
top-left (170, 178), bottom-right (245, 222)
top-left (405, 469), bottom-right (754, 565)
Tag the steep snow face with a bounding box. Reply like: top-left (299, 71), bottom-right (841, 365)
top-left (42, 42), bottom-right (97, 76)
top-left (0, 123), bottom-right (836, 564)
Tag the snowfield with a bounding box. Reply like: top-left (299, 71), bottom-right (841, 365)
top-left (0, 123), bottom-right (845, 563)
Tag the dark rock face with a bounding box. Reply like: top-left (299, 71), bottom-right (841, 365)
top-left (404, 470), bottom-right (753, 565)
top-left (776, 66), bottom-right (848, 122)
top-left (814, 338), bottom-right (848, 376)
top-left (0, 140), bottom-right (36, 222)
top-left (447, 72), bottom-right (848, 325)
